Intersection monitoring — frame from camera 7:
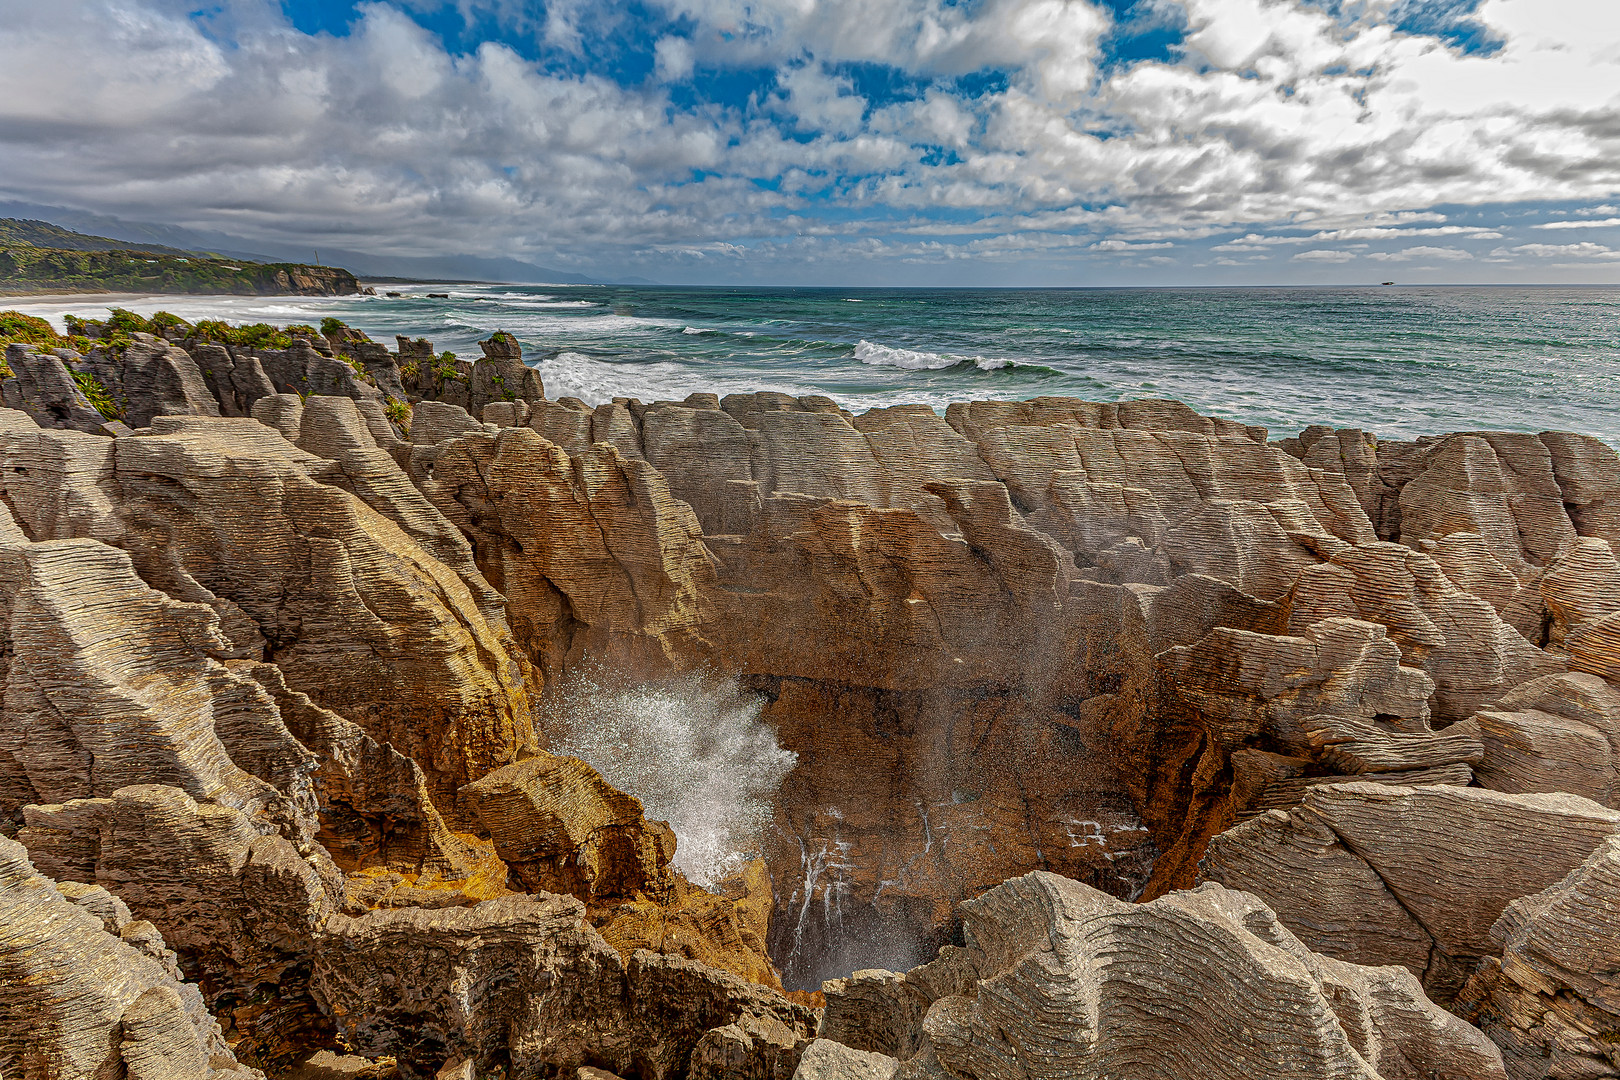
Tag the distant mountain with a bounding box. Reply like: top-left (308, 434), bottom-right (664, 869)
top-left (0, 218), bottom-right (203, 258)
top-left (0, 201), bottom-right (655, 286)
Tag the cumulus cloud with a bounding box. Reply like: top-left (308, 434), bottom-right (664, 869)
top-left (1496, 242), bottom-right (1620, 259)
top-left (1367, 246), bottom-right (1475, 261)
top-left (1091, 239), bottom-right (1175, 251)
top-left (0, 0), bottom-right (1616, 280)
top-left (1535, 217), bottom-right (1620, 229)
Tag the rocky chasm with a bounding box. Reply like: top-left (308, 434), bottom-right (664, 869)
top-left (3, 312), bottom-right (1620, 1080)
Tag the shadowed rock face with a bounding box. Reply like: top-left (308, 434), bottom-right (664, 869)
top-left (1456, 835), bottom-right (1620, 1079)
top-left (0, 834), bottom-right (262, 1080)
top-left (409, 390), bottom-right (1620, 987)
top-left (2, 321), bottom-right (1620, 1077)
top-left (815, 871), bottom-right (1508, 1080)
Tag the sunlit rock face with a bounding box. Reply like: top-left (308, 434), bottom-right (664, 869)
top-left (5, 317), bottom-right (1620, 1077)
top-left (421, 387), bottom-right (1620, 989)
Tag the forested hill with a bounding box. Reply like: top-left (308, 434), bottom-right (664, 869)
top-left (0, 218), bottom-right (365, 296)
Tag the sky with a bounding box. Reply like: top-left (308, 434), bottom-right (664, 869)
top-left (0, 0), bottom-right (1618, 285)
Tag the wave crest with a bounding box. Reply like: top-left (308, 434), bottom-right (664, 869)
top-left (854, 339), bottom-right (1016, 372)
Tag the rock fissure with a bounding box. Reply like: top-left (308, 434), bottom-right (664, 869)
top-left (6, 320), bottom-right (1620, 1078)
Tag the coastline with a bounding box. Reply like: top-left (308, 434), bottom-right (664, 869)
top-left (0, 309), bottom-right (1617, 1077)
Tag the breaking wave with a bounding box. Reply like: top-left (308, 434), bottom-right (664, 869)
top-left (853, 339), bottom-right (1016, 371)
top-left (544, 673), bottom-right (798, 887)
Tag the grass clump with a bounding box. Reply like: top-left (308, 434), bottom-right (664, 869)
top-left (320, 317), bottom-right (347, 338)
top-left (433, 351), bottom-right (464, 382)
top-left (191, 320), bottom-right (294, 350)
top-left (69, 369), bottom-right (123, 419)
top-left (0, 310), bottom-right (63, 352)
top-left (383, 396), bottom-right (411, 434)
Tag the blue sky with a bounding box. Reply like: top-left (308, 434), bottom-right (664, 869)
top-left (0, 0), bottom-right (1617, 285)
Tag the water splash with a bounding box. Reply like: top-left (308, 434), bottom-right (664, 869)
top-left (544, 673), bottom-right (797, 887)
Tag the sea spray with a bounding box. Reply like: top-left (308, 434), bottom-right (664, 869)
top-left (544, 673), bottom-right (797, 887)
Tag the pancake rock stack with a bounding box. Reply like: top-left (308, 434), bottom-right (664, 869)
top-left (2, 312), bottom-right (1619, 1079)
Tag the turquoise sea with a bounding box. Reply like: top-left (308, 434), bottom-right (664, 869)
top-left (15, 284), bottom-right (1620, 444)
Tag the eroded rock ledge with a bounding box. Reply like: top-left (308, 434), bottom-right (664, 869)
top-left (3, 316), bottom-right (1619, 1080)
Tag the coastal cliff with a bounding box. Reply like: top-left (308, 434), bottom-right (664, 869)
top-left (0, 218), bottom-right (366, 297)
top-left (4, 309), bottom-right (1620, 1080)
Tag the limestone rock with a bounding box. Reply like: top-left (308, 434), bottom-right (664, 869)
top-left (425, 429), bottom-right (717, 678)
top-left (76, 333), bottom-right (223, 428)
top-left (460, 752), bottom-right (780, 986)
top-left (1541, 431), bottom-right (1620, 546)
top-left (0, 834), bottom-right (260, 1080)
top-left (255, 339), bottom-right (382, 404)
top-left (470, 331), bottom-right (544, 415)
top-left (1542, 537), bottom-right (1620, 680)
top-left (461, 752), bottom-right (674, 900)
top-left (311, 898), bottom-right (815, 1080)
top-left (1201, 781), bottom-right (1620, 997)
top-left (819, 871), bottom-right (1505, 1080)
top-left (819, 949), bottom-right (977, 1060)
top-left (1456, 835), bottom-right (1620, 1079)
top-left (1, 343), bottom-right (110, 431)
top-left (1162, 617), bottom-right (1447, 759)
top-left (14, 783), bottom-right (342, 1062)
top-left (0, 538), bottom-right (308, 833)
top-left (294, 395), bottom-right (506, 622)
top-left (1284, 541), bottom-right (1561, 722)
top-left (1473, 672), bottom-right (1620, 806)
top-left (1399, 434), bottom-right (1575, 582)
top-left (790, 1040), bottom-right (898, 1080)
top-left (103, 420), bottom-right (536, 813)
top-left (235, 659), bottom-right (499, 884)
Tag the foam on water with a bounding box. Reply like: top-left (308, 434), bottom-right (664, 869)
top-left (11, 283), bottom-right (1619, 445)
top-left (544, 673), bottom-right (797, 887)
top-left (853, 339), bottom-right (1014, 371)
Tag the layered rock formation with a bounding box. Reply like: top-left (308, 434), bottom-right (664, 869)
top-left (3, 309), bottom-right (1620, 1079)
top-left (811, 871), bottom-right (1507, 1080)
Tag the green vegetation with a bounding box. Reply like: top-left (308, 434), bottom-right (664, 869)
top-left (0, 243), bottom-right (358, 296)
top-left (0, 218), bottom-right (199, 256)
top-left (0, 310), bottom-right (62, 349)
top-left (320, 317), bottom-right (347, 338)
top-left (192, 320), bottom-right (295, 350)
top-left (433, 351), bottom-right (464, 382)
top-left (0, 309), bottom-right (127, 415)
top-left (0, 218), bottom-right (362, 297)
top-left (383, 396), bottom-right (412, 433)
top-left (70, 370), bottom-right (122, 419)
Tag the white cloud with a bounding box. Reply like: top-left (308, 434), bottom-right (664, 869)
top-left (654, 36), bottom-right (695, 82)
top-left (1495, 242), bottom-right (1620, 259)
top-left (0, 0), bottom-right (1617, 280)
top-left (1535, 218), bottom-right (1620, 229)
top-left (1091, 239), bottom-right (1174, 251)
top-left (1366, 246), bottom-right (1475, 262)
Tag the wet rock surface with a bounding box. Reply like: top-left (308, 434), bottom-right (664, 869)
top-left (3, 313), bottom-right (1620, 1079)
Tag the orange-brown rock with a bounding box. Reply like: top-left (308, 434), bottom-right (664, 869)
top-left (461, 752), bottom-right (780, 986)
top-left (462, 752), bottom-right (675, 900)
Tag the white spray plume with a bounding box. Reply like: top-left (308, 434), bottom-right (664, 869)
top-left (545, 673), bottom-right (797, 888)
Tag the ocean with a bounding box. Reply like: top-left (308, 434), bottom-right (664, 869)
top-left (11, 284), bottom-right (1620, 445)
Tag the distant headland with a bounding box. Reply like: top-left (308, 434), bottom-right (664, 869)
top-left (0, 218), bottom-right (366, 297)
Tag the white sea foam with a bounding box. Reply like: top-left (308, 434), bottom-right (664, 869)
top-left (540, 349), bottom-right (813, 406)
top-left (681, 326), bottom-right (716, 335)
top-left (490, 299), bottom-right (598, 310)
top-left (853, 339), bottom-right (1014, 371)
top-left (545, 674), bottom-right (797, 887)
